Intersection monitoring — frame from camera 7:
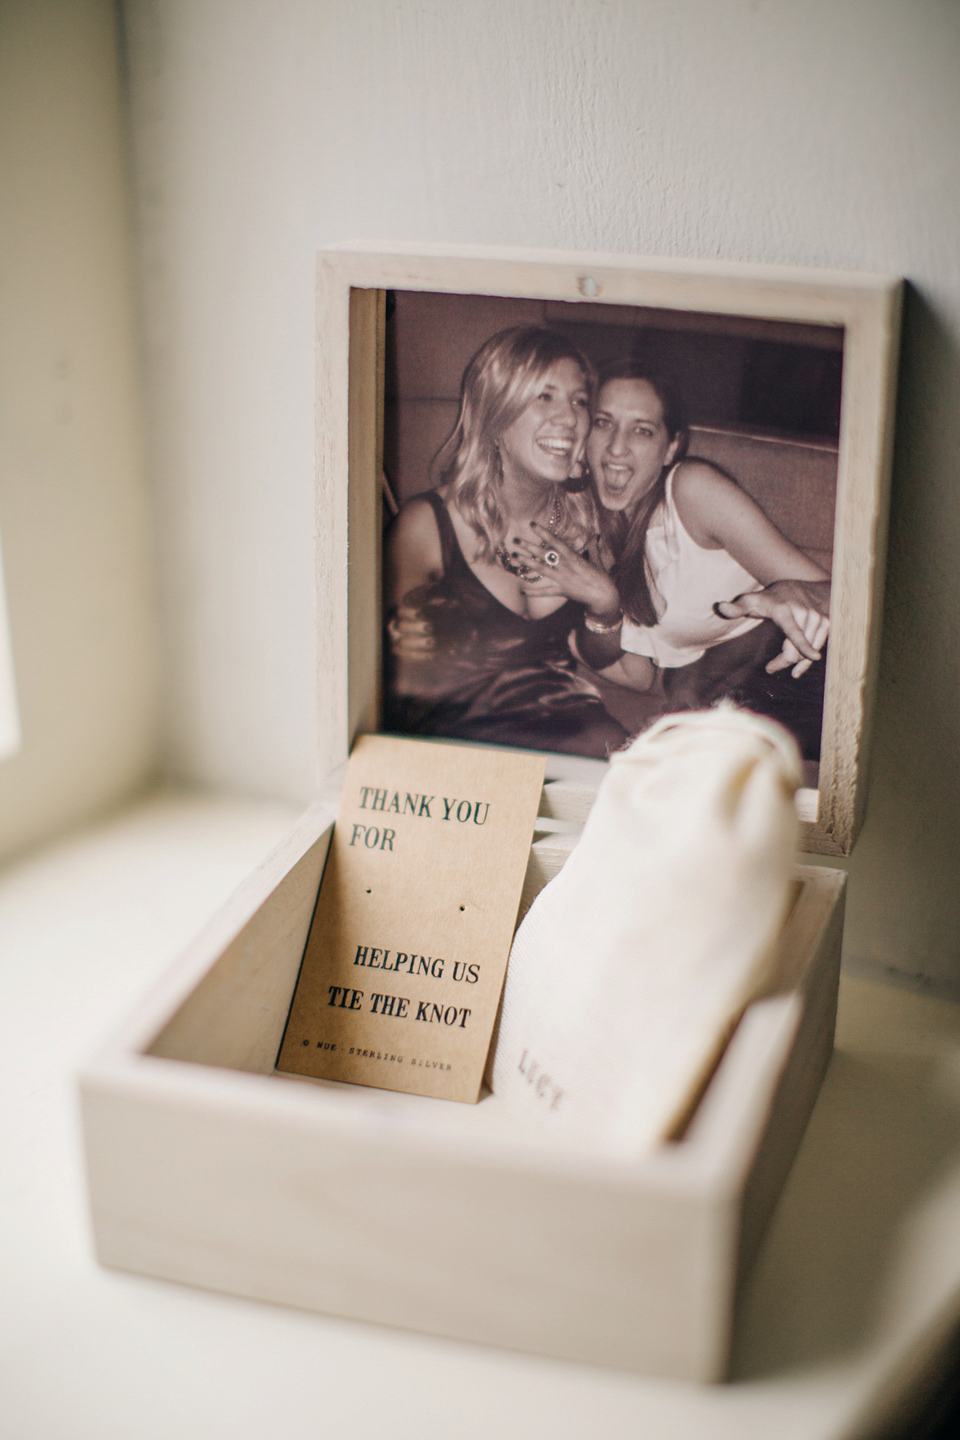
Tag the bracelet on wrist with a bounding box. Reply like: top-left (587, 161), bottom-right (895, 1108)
top-left (583, 609), bottom-right (623, 635)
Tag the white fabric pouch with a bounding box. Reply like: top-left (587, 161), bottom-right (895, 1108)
top-left (490, 706), bottom-right (802, 1152)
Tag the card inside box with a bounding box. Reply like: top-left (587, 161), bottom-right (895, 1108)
top-left (80, 769), bottom-right (845, 1381)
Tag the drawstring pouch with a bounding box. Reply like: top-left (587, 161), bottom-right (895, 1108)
top-left (491, 705), bottom-right (802, 1152)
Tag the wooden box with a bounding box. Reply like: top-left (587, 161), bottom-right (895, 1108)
top-left (80, 777), bottom-right (845, 1382)
top-left (81, 245), bottom-right (895, 1380)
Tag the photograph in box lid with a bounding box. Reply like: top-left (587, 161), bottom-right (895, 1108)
top-left (381, 290), bottom-right (841, 785)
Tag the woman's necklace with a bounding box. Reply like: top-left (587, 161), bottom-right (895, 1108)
top-left (494, 490), bottom-right (562, 576)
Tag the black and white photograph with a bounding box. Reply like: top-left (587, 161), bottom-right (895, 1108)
top-left (381, 290), bottom-right (841, 783)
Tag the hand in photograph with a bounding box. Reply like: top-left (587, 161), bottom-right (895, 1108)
top-left (386, 603), bottom-right (434, 660)
top-left (510, 522), bottom-right (621, 627)
top-left (715, 579), bottom-right (830, 677)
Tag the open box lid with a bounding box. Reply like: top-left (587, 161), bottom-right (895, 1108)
top-left (314, 243), bottom-right (902, 857)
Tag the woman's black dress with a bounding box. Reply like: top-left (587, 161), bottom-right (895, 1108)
top-left (383, 492), bottom-right (620, 752)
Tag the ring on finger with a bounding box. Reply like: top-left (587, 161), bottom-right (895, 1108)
top-left (543, 549), bottom-right (560, 568)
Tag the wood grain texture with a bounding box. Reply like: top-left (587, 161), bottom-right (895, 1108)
top-left (105, 801), bottom-right (337, 1061)
top-left (346, 287), bottom-right (383, 741)
top-left (316, 244), bottom-right (901, 855)
top-left (732, 868), bottom-right (846, 1281)
top-left (147, 825), bottom-right (332, 1074)
top-left (316, 259), bottom-right (351, 776)
top-left (80, 793), bottom-right (846, 1381)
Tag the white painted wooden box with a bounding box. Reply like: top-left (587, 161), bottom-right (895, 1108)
top-left (81, 245), bottom-right (896, 1380)
top-left (80, 775), bottom-right (845, 1383)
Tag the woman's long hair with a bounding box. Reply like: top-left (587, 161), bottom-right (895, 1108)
top-left (432, 327), bottom-right (599, 561)
top-left (594, 362), bottom-right (689, 627)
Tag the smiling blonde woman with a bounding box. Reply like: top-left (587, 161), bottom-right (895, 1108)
top-left (383, 327), bottom-right (628, 758)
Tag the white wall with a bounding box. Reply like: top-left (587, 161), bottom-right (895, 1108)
top-left (121, 0), bottom-right (960, 995)
top-left (0, 0), bottom-right (160, 863)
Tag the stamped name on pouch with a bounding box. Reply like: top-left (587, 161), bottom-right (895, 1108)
top-left (276, 734), bottom-right (546, 1102)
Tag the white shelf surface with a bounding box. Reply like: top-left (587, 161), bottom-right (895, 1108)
top-left (2, 791), bottom-right (960, 1440)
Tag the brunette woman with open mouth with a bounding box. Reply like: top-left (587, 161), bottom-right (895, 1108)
top-left (510, 361), bottom-right (831, 761)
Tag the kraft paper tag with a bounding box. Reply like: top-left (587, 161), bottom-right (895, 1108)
top-left (277, 734), bottom-right (546, 1102)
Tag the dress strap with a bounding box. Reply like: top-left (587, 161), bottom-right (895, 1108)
top-left (420, 489), bottom-right (458, 573)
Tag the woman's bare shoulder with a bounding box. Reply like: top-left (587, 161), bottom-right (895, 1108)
top-left (672, 456), bottom-right (738, 501)
top-left (388, 492), bottom-right (444, 571)
top-left (393, 491), bottom-right (445, 534)
top-left (671, 459), bottom-right (747, 547)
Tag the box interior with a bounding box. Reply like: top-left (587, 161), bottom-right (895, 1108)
top-left (140, 780), bottom-right (830, 1166)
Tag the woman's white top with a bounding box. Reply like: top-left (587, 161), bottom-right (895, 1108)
top-left (619, 463), bottom-right (764, 668)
